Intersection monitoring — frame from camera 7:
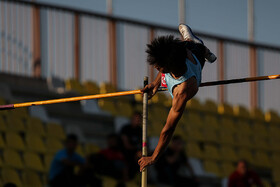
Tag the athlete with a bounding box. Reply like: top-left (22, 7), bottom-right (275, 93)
top-left (138, 24), bottom-right (216, 171)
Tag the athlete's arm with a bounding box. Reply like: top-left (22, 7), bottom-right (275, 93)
top-left (141, 72), bottom-right (161, 99)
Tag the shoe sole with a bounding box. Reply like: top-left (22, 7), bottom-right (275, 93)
top-left (186, 25), bottom-right (204, 45)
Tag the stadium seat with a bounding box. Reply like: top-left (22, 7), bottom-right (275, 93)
top-left (235, 133), bottom-right (253, 148)
top-left (150, 104), bottom-right (169, 121)
top-left (237, 149), bottom-right (254, 164)
top-left (76, 145), bottom-right (85, 157)
top-left (115, 99), bottom-right (133, 118)
top-left (251, 136), bottom-right (269, 151)
top-left (6, 132), bottom-right (25, 151)
top-left (218, 102), bottom-right (234, 116)
top-left (185, 127), bottom-right (204, 142)
top-left (6, 115), bottom-right (26, 132)
top-left (262, 179), bottom-right (272, 187)
top-left (11, 107), bottom-right (29, 119)
top-left (220, 162), bottom-right (235, 177)
top-left (83, 80), bottom-right (100, 94)
top-left (23, 152), bottom-right (45, 172)
top-left (203, 160), bottom-right (221, 176)
top-left (236, 120), bottom-right (252, 135)
top-left (203, 144), bottom-right (221, 160)
top-left (273, 169), bottom-right (280, 183)
top-left (0, 133), bottom-right (6, 149)
top-left (218, 131), bottom-right (235, 146)
top-left (219, 117), bottom-right (237, 133)
top-left (265, 110), bottom-right (280, 123)
top-left (253, 151), bottom-right (271, 168)
top-left (252, 122), bottom-right (268, 138)
top-left (46, 122), bottom-right (66, 140)
top-left (84, 143), bottom-right (100, 155)
top-left (151, 92), bottom-right (168, 104)
top-left (44, 154), bottom-right (54, 172)
top-left (233, 105), bottom-right (250, 119)
top-left (2, 168), bottom-right (23, 187)
top-left (203, 99), bottom-right (218, 113)
top-left (98, 99), bottom-right (117, 116)
top-left (202, 129), bottom-right (218, 143)
top-left (183, 111), bottom-right (203, 128)
top-left (46, 138), bottom-right (63, 154)
top-left (101, 176), bottom-right (118, 187)
top-left (203, 114), bottom-right (219, 130)
top-left (0, 116), bottom-right (7, 132)
top-left (65, 79), bottom-right (87, 95)
top-left (251, 107), bottom-right (265, 121)
top-left (26, 117), bottom-right (46, 137)
top-left (25, 133), bottom-right (47, 154)
top-left (99, 82), bottom-right (117, 94)
top-left (186, 97), bottom-right (202, 111)
top-left (22, 170), bottom-right (43, 187)
top-left (268, 125), bottom-right (280, 139)
top-left (220, 146), bottom-right (238, 162)
top-left (268, 138), bottom-right (280, 153)
top-left (186, 142), bottom-right (203, 159)
top-left (3, 149), bottom-right (24, 169)
top-left (272, 153), bottom-right (280, 168)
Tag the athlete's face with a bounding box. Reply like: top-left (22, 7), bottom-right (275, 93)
top-left (154, 65), bottom-right (169, 73)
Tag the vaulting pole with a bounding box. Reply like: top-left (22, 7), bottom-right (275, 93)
top-left (141, 76), bottom-right (148, 187)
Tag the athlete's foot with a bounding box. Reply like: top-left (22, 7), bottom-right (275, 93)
top-left (179, 23), bottom-right (217, 63)
top-left (179, 23), bottom-right (204, 44)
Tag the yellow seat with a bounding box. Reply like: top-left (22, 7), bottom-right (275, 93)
top-left (268, 138), bottom-right (280, 153)
top-left (262, 179), bottom-right (272, 187)
top-left (185, 127), bottom-right (204, 142)
top-left (84, 143), bottom-right (100, 155)
top-left (218, 131), bottom-right (235, 146)
top-left (218, 102), bottom-right (234, 116)
top-left (182, 111), bottom-right (203, 129)
top-left (265, 110), bottom-right (280, 123)
top-left (268, 125), bottom-right (280, 139)
top-left (273, 169), bottom-right (280, 183)
top-left (251, 107), bottom-right (265, 121)
top-left (151, 93), bottom-right (168, 104)
top-left (22, 170), bottom-right (43, 187)
top-left (203, 160), bottom-right (221, 176)
top-left (25, 133), bottom-right (47, 154)
top-left (220, 162), bottom-right (235, 177)
top-left (236, 120), bottom-right (252, 135)
top-left (65, 79), bottom-right (87, 95)
top-left (254, 151), bottom-right (271, 168)
top-left (44, 154), bottom-right (54, 172)
top-left (26, 117), bottom-right (46, 137)
top-left (46, 138), bottom-right (63, 154)
top-left (24, 152), bottom-right (45, 172)
top-left (83, 81), bottom-right (100, 94)
top-left (186, 97), bottom-right (202, 111)
top-left (272, 153), bottom-right (280, 168)
top-left (101, 176), bottom-right (118, 187)
top-left (252, 122), bottom-right (268, 138)
top-left (203, 114), bottom-right (219, 130)
top-left (150, 104), bottom-right (169, 121)
top-left (219, 117), bottom-right (237, 133)
top-left (252, 136), bottom-right (269, 151)
top-left (220, 146), bottom-right (238, 162)
top-left (46, 122), bottom-right (66, 140)
top-left (115, 99), bottom-right (133, 118)
top-left (235, 133), bottom-right (253, 148)
top-left (0, 116), bottom-right (7, 132)
top-left (99, 82), bottom-right (117, 94)
top-left (2, 168), bottom-right (23, 187)
top-left (98, 99), bottom-right (117, 115)
top-left (3, 149), bottom-right (24, 169)
top-left (76, 145), bottom-right (85, 157)
top-left (11, 107), bottom-right (29, 119)
top-left (6, 132), bottom-right (25, 151)
top-left (202, 129), bottom-right (218, 143)
top-left (234, 105), bottom-right (250, 119)
top-left (186, 142), bottom-right (203, 159)
top-left (203, 99), bottom-right (218, 113)
top-left (203, 144), bottom-right (221, 160)
top-left (237, 149), bottom-right (254, 164)
top-left (0, 134), bottom-right (6, 149)
top-left (6, 115), bottom-right (26, 132)
top-left (126, 181), bottom-right (138, 187)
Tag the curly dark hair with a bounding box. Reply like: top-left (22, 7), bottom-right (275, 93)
top-left (146, 35), bottom-right (206, 70)
top-left (146, 35), bottom-right (187, 71)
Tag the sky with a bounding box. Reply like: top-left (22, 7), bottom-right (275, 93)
top-left (36, 0), bottom-right (280, 46)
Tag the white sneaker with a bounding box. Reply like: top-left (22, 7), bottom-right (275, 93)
top-left (179, 24), bottom-right (217, 63)
top-left (179, 24), bottom-right (204, 44)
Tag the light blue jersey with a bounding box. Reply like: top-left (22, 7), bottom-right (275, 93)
top-left (165, 54), bottom-right (202, 98)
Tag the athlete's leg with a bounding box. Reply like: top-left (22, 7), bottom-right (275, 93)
top-left (184, 41), bottom-right (206, 69)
